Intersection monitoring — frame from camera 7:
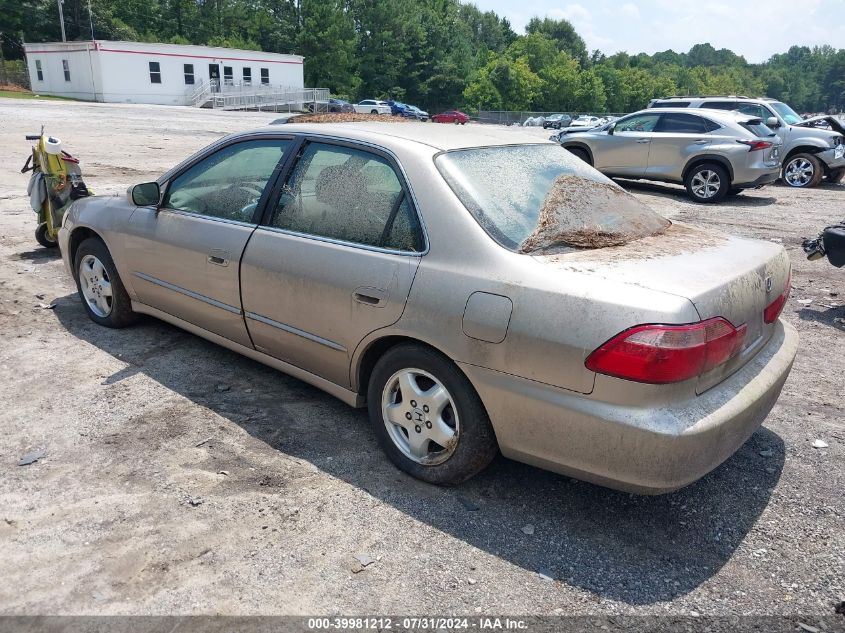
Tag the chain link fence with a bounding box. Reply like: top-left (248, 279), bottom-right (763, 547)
top-left (0, 59), bottom-right (30, 90)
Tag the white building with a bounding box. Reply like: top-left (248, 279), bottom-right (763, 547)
top-left (23, 40), bottom-right (305, 106)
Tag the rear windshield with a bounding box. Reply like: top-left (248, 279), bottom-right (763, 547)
top-left (435, 145), bottom-right (670, 253)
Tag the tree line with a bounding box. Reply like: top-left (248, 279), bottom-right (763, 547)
top-left (2, 0), bottom-right (844, 113)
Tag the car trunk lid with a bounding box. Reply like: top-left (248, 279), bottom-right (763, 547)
top-left (532, 222), bottom-right (791, 393)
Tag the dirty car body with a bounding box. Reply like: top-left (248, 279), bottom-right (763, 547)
top-left (58, 122), bottom-right (798, 494)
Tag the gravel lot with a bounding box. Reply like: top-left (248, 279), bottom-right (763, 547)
top-left (0, 99), bottom-right (843, 619)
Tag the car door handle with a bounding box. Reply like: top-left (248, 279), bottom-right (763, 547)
top-left (207, 249), bottom-right (230, 267)
top-left (693, 139), bottom-right (709, 145)
top-left (353, 286), bottom-right (388, 307)
top-left (636, 138), bottom-right (651, 144)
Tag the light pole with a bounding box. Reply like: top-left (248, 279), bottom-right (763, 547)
top-left (57, 0), bottom-right (67, 42)
top-left (87, 0), bottom-right (94, 40)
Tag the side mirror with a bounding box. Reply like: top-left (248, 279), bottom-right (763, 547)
top-left (607, 123), bottom-right (616, 135)
top-left (766, 116), bottom-right (780, 128)
top-left (131, 182), bottom-right (160, 207)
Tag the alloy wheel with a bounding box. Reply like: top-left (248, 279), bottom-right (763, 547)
top-left (784, 157), bottom-right (814, 187)
top-left (78, 254), bottom-right (113, 317)
top-left (381, 368), bottom-right (459, 465)
top-left (691, 169), bottom-right (721, 199)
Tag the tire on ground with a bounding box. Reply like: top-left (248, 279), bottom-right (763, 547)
top-left (366, 343), bottom-right (498, 485)
top-left (827, 167), bottom-right (845, 183)
top-left (35, 223), bottom-right (58, 248)
top-left (684, 162), bottom-right (730, 203)
top-left (73, 237), bottom-right (138, 328)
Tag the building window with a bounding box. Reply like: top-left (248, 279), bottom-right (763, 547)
top-left (223, 66), bottom-right (233, 85)
top-left (242, 67), bottom-right (252, 84)
top-left (260, 68), bottom-right (269, 85)
top-left (62, 59), bottom-right (70, 82)
top-left (35, 60), bottom-right (43, 81)
top-left (149, 61), bottom-right (161, 84)
top-left (183, 63), bottom-right (194, 85)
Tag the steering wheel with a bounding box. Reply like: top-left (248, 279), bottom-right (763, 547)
top-left (169, 190), bottom-right (209, 215)
top-left (231, 183), bottom-right (265, 220)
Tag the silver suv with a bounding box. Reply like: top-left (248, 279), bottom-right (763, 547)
top-left (650, 96), bottom-right (845, 188)
top-left (552, 108), bottom-right (782, 203)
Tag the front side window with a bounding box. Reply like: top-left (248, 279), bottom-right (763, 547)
top-left (35, 60), bottom-right (43, 81)
top-left (183, 63), bottom-right (194, 85)
top-left (260, 68), bottom-right (269, 85)
top-left (655, 113), bottom-right (707, 134)
top-left (271, 142), bottom-right (423, 252)
top-left (736, 103), bottom-right (768, 120)
top-left (62, 59), bottom-right (70, 82)
top-left (223, 66), bottom-right (233, 84)
top-left (149, 61), bottom-right (161, 84)
top-left (614, 113), bottom-right (660, 133)
top-left (770, 101), bottom-right (802, 125)
top-left (242, 67), bottom-right (252, 84)
top-left (162, 139), bottom-right (291, 222)
top-left (436, 145), bottom-right (669, 252)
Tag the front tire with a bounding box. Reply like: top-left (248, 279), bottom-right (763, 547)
top-left (73, 237), bottom-right (138, 328)
top-left (35, 223), bottom-right (58, 248)
top-left (827, 166), bottom-right (845, 183)
top-left (782, 153), bottom-right (823, 188)
top-left (565, 147), bottom-right (591, 165)
top-left (685, 163), bottom-right (729, 203)
top-left (367, 344), bottom-right (498, 485)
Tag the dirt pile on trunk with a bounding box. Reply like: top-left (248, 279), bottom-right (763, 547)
top-left (519, 174), bottom-right (667, 252)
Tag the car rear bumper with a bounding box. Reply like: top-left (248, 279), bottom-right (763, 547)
top-left (734, 170), bottom-right (780, 188)
top-left (459, 319), bottom-right (798, 494)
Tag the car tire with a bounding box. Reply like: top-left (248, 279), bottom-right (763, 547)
top-left (370, 109), bottom-right (378, 114)
top-left (367, 343), bottom-right (498, 485)
top-left (782, 153), bottom-right (823, 188)
top-left (728, 188), bottom-right (743, 196)
top-left (35, 222), bottom-right (58, 248)
top-left (73, 237), bottom-right (138, 328)
top-left (827, 167), bottom-right (845, 183)
top-left (566, 147), bottom-right (591, 165)
top-left (684, 163), bottom-right (730, 203)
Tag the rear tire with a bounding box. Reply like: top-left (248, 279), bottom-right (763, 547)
top-left (73, 237), bottom-right (138, 328)
top-left (684, 163), bottom-right (729, 203)
top-left (35, 223), bottom-right (58, 248)
top-left (367, 343), bottom-right (498, 485)
top-left (566, 147), bottom-right (591, 165)
top-left (370, 109), bottom-right (378, 114)
top-left (782, 153), bottom-right (823, 188)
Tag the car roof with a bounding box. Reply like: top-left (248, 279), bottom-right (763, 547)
top-left (655, 96), bottom-right (778, 103)
top-left (254, 122), bottom-right (556, 151)
top-left (636, 107), bottom-right (760, 123)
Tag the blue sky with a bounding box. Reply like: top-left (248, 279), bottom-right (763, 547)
top-left (470, 0), bottom-right (845, 63)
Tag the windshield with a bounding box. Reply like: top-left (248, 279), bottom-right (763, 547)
top-left (770, 101), bottom-right (802, 125)
top-left (435, 145), bottom-right (670, 252)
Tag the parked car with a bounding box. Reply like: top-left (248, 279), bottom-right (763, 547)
top-left (542, 114), bottom-right (573, 129)
top-left (353, 99), bottom-right (392, 115)
top-left (59, 122), bottom-right (797, 494)
top-left (649, 96), bottom-right (845, 187)
top-left (406, 105), bottom-right (429, 122)
top-left (554, 108), bottom-right (782, 203)
top-left (328, 98), bottom-right (354, 113)
top-left (386, 100), bottom-right (411, 117)
top-left (570, 115), bottom-right (601, 128)
top-left (431, 110), bottom-right (469, 124)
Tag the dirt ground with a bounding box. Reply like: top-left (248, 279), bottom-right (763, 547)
top-left (0, 99), bottom-right (843, 618)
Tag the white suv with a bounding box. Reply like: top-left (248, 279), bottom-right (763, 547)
top-left (353, 100), bottom-right (392, 115)
top-left (650, 96), bottom-right (845, 188)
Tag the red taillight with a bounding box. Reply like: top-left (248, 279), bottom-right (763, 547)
top-left (585, 317), bottom-right (748, 384)
top-left (737, 140), bottom-right (774, 152)
top-left (764, 273), bottom-right (791, 323)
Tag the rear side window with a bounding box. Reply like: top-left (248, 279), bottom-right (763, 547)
top-left (271, 142), bottom-right (424, 252)
top-left (702, 118), bottom-right (722, 132)
top-left (739, 120), bottom-right (776, 138)
top-left (436, 145), bottom-right (669, 252)
top-left (702, 101), bottom-right (738, 110)
top-left (736, 103), bottom-right (769, 119)
top-left (655, 113), bottom-right (708, 133)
